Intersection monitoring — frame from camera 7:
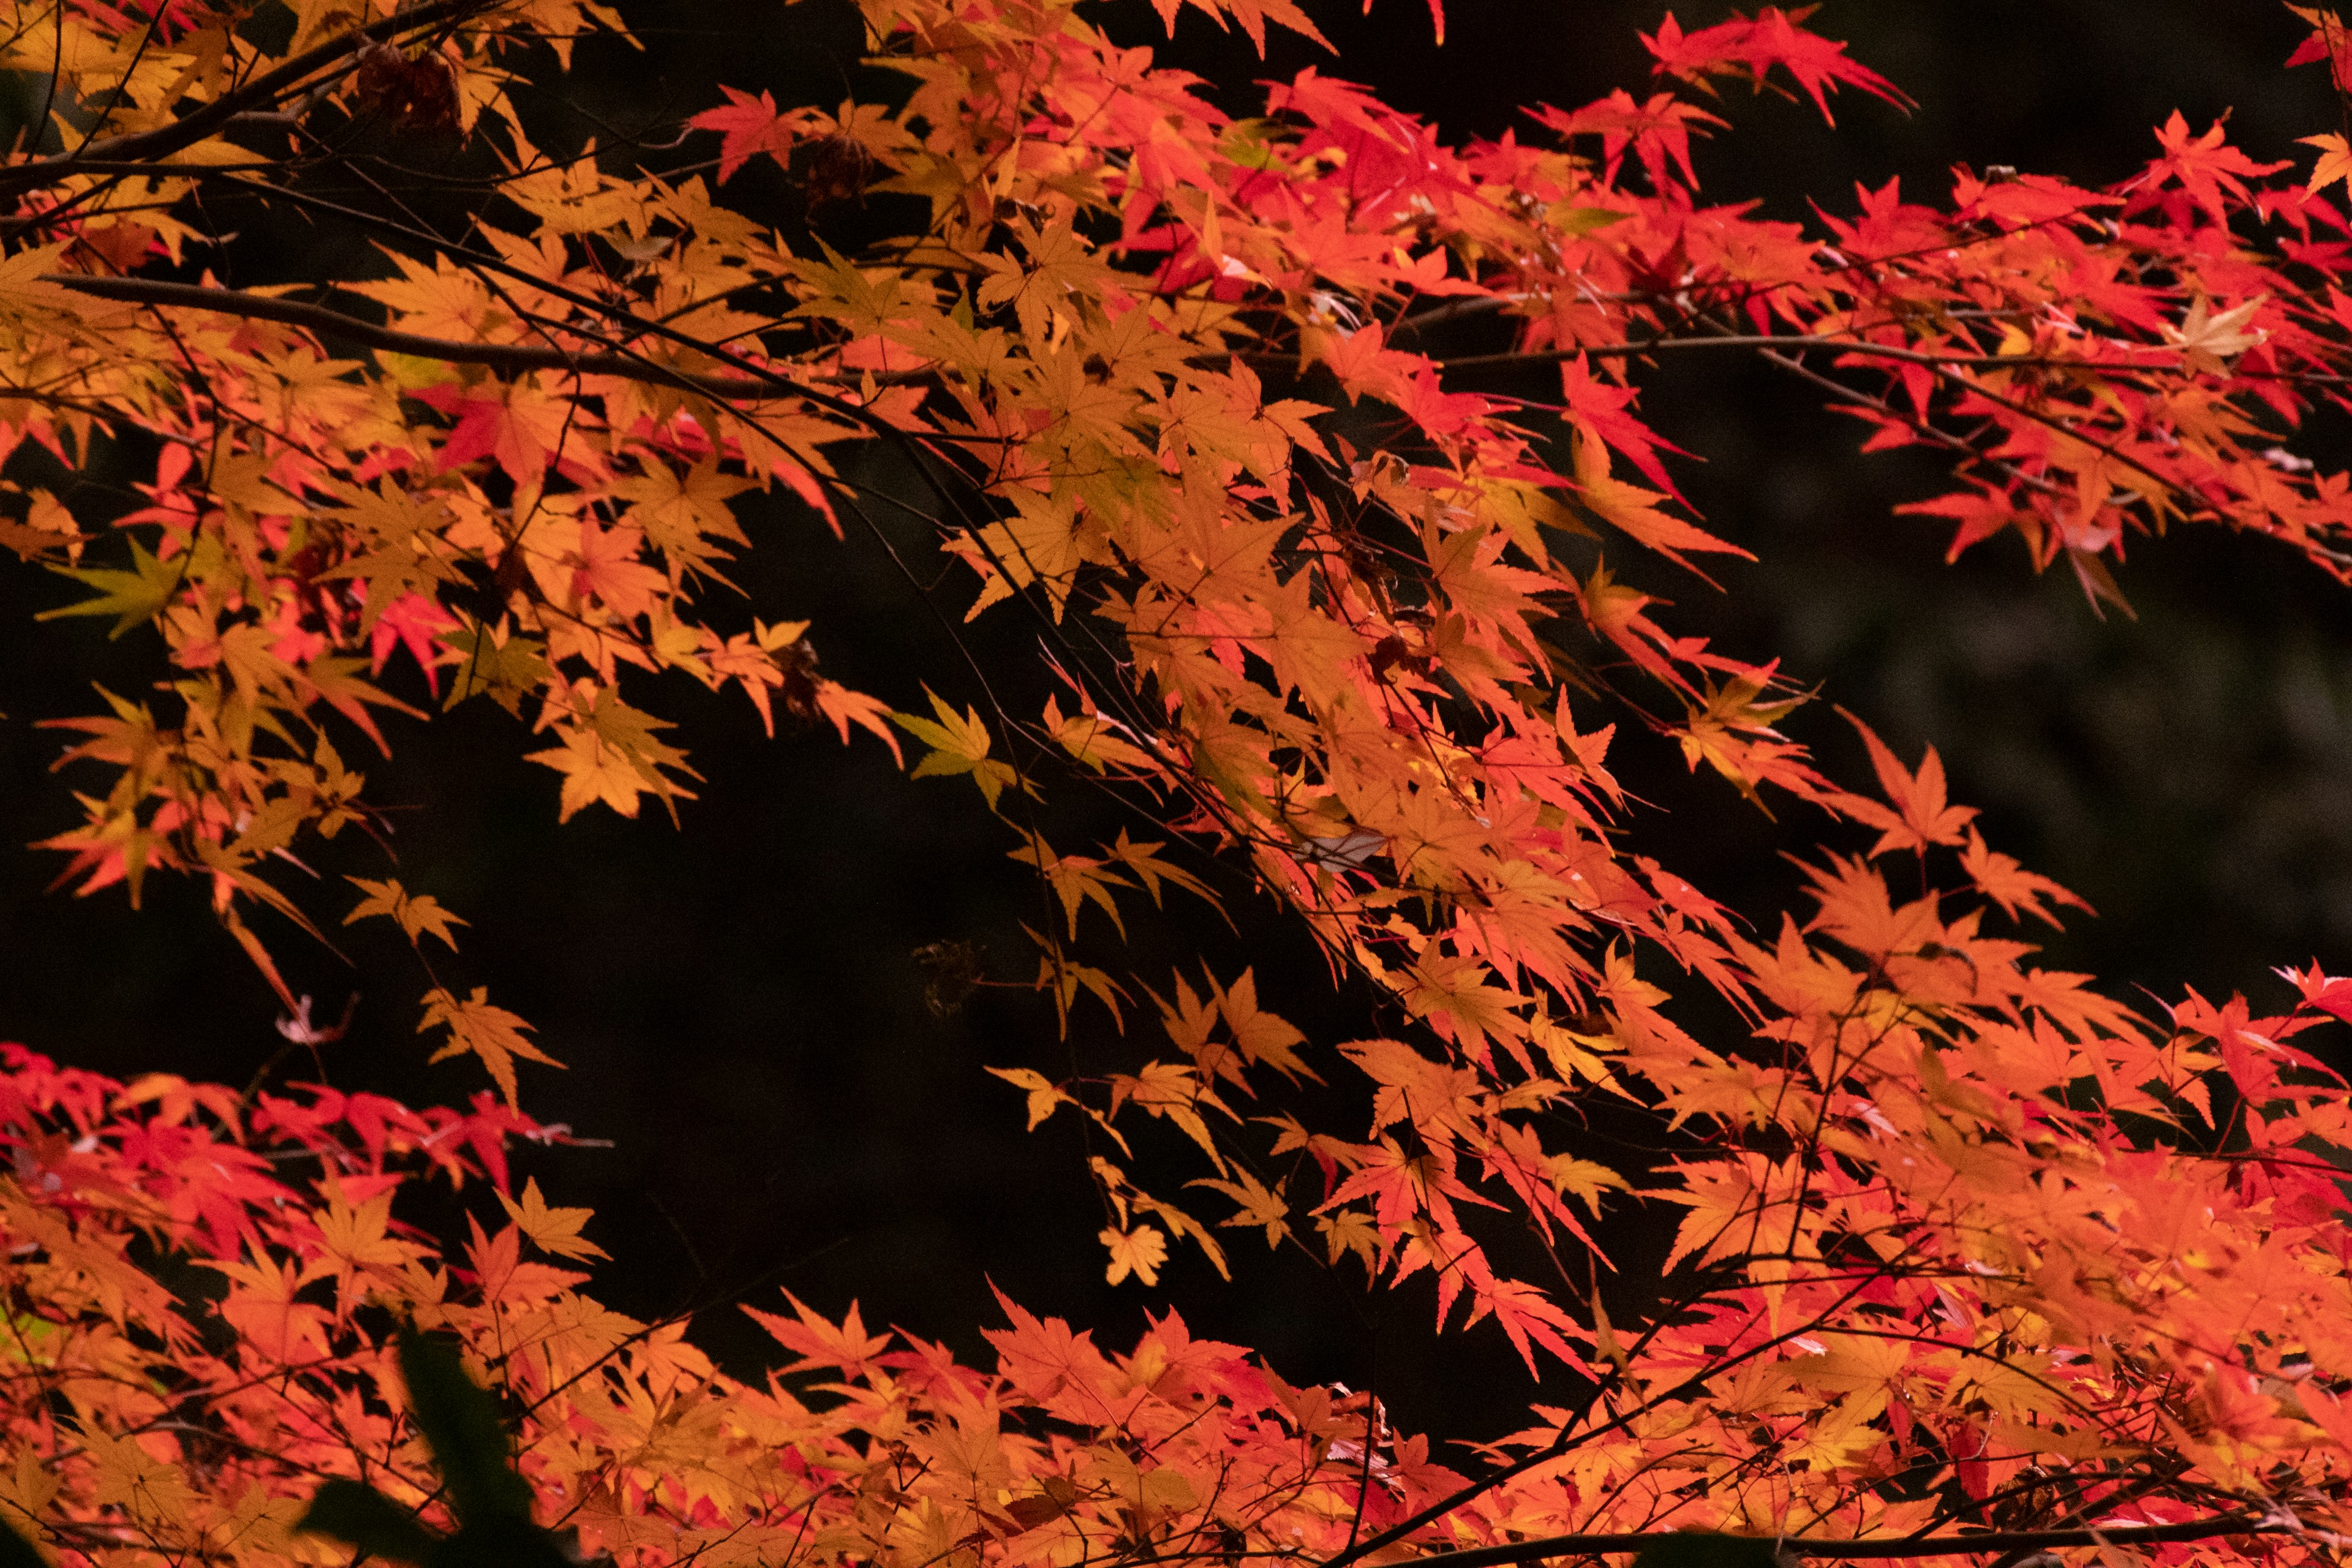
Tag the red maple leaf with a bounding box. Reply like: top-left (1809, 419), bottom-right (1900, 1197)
top-left (2132, 111), bottom-right (2289, 226)
top-left (369, 590), bottom-right (457, 694)
top-left (1559, 354), bottom-right (1694, 502)
top-left (1643, 6), bottom-right (1911, 125)
top-left (689, 86), bottom-right (796, 182)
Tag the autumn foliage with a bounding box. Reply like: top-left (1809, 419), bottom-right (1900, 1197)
top-left (10, 4), bottom-right (2352, 1568)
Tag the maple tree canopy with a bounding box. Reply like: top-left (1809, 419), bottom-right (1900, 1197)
top-left (6, 4), bottom-right (2352, 1568)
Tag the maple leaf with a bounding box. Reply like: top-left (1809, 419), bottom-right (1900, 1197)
top-left (1010, 837), bottom-right (1136, 938)
top-left (345, 876), bottom-right (469, 951)
top-left (420, 986), bottom-right (564, 1109)
top-left (1148, 0), bottom-right (1332, 56)
top-left (415, 379), bottom-right (576, 484)
top-left (442, 620), bottom-right (554, 715)
top-left (1960, 827), bottom-right (2092, 926)
top-left (80, 1427), bottom-right (197, 1528)
top-left (1838, 713), bottom-right (1977, 857)
top-left (1559, 354), bottom-right (1695, 502)
top-left (616, 454), bottom-right (755, 581)
top-left (0, 239), bottom-right (85, 319)
top-left (497, 1175), bottom-right (607, 1260)
top-left (1533, 91), bottom-right (1722, 193)
top-left (2290, 6), bottom-right (2352, 97)
top-left (744, 1291), bottom-right (892, 1376)
top-left (1314, 322), bottom-right (1428, 408)
top-left (981, 1287), bottom-right (1101, 1381)
top-left (1189, 1168), bottom-right (1291, 1248)
top-left (528, 725), bottom-right (657, 820)
top-left (816, 680), bottom-right (905, 761)
top-left (959, 489), bottom-right (1093, 620)
top-left (369, 592), bottom-right (459, 693)
top-left (2302, 131), bottom-right (2352, 195)
top-left (208, 1251), bottom-right (336, 1362)
top-left (37, 535), bottom-right (179, 637)
top-left (1571, 432), bottom-right (1750, 567)
top-left (1471, 1272), bottom-right (1590, 1376)
top-left (988, 1065), bottom-right (1077, 1131)
top-left (1099, 1224), bottom-right (1169, 1286)
top-left (894, 688), bottom-right (1022, 809)
top-left (2141, 110), bottom-right (2289, 225)
top-left (2165, 292), bottom-right (2269, 373)
top-left (1316, 1207), bottom-right (1381, 1269)
top-left (974, 221), bottom-right (1114, 349)
top-left (1400, 951), bottom-right (1525, 1060)
top-left (1108, 1059), bottom-right (1234, 1172)
top-left (1044, 696), bottom-right (1159, 775)
top-left (526, 689), bottom-right (699, 823)
top-left (567, 519), bottom-right (665, 622)
top-left (1204, 967), bottom-right (1313, 1080)
top-left (0, 487), bottom-right (82, 564)
top-left (312, 1182), bottom-right (425, 1312)
top-left (1899, 483), bottom-right (2029, 560)
top-left (1642, 6), bottom-right (1912, 124)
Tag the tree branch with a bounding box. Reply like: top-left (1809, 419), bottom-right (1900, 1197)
top-left (0, 0), bottom-right (494, 187)
top-left (1433, 333), bottom-right (2183, 377)
top-left (48, 274), bottom-right (785, 398)
top-left (1392, 1517), bottom-right (2288, 1568)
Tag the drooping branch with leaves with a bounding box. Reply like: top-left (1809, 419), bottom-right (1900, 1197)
top-left (6, 5), bottom-right (2352, 1568)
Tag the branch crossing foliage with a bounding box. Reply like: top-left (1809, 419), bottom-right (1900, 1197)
top-left (7, 2), bottom-right (2352, 1568)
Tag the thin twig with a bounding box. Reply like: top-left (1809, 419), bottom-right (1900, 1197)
top-left (45, 273), bottom-right (788, 395)
top-left (1394, 1517), bottom-right (2285, 1568)
top-left (0, 0), bottom-right (493, 187)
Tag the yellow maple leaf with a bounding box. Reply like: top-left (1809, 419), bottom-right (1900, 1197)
top-left (986, 1065), bottom-right (1074, 1131)
top-left (1784, 1398), bottom-right (1881, 1472)
top-left (499, 1175), bottom-right (608, 1261)
top-left (2304, 131), bottom-right (2352, 194)
top-left (313, 1183), bottom-right (424, 1312)
top-left (2165, 292), bottom-right (2268, 372)
top-left (893, 688), bottom-right (1022, 809)
top-left (420, 985), bottom-right (564, 1109)
top-left (80, 1428), bottom-right (195, 1528)
top-left (0, 243), bottom-right (83, 323)
top-left (1188, 1168), bottom-right (1290, 1249)
top-left (1099, 1223), bottom-right (1167, 1286)
top-left (1315, 1208), bottom-right (1381, 1270)
top-left (959, 489), bottom-right (1090, 620)
top-left (529, 726), bottom-right (650, 821)
top-left (344, 876), bottom-right (468, 951)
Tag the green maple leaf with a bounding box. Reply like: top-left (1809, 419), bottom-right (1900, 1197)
top-left (37, 536), bottom-right (183, 638)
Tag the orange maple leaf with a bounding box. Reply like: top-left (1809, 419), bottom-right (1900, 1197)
top-left (420, 985), bottom-right (564, 1109)
top-left (1838, 712), bottom-right (1977, 857)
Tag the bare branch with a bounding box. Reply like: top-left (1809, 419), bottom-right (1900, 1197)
top-left (47, 274), bottom-right (786, 398)
top-left (1433, 332), bottom-right (2187, 377)
top-left (1390, 1517), bottom-right (2287, 1568)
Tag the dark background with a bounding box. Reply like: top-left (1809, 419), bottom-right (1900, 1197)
top-left (2, 0), bottom-right (2346, 1444)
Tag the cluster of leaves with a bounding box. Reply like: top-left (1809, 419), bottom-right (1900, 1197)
top-left (1, 0), bottom-right (904, 1018)
top-left (11, 4), bottom-right (2352, 1568)
top-left (10, 1025), bottom-right (2352, 1568)
top-left (0, 1046), bottom-right (1509, 1568)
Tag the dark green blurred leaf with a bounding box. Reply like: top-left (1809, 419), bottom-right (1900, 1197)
top-left (397, 1330), bottom-right (533, 1525)
top-left (36, 538), bottom-right (178, 639)
top-left (1631, 1534), bottom-right (1784, 1568)
top-left (304, 1351), bottom-right (574, 1568)
top-left (299, 1479), bottom-right (442, 1566)
top-left (0, 1516), bottom-right (45, 1568)
top-left (439, 1513), bottom-right (577, 1568)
